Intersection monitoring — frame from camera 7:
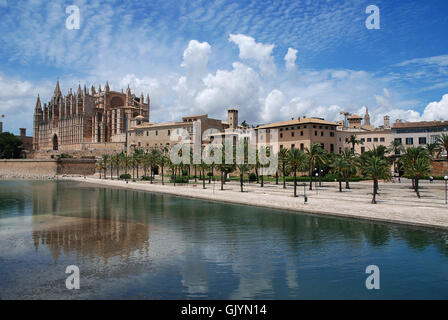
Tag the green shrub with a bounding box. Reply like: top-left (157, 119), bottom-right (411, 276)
top-left (170, 176), bottom-right (189, 183)
top-left (60, 153), bottom-right (73, 159)
top-left (119, 173), bottom-right (132, 180)
top-left (248, 172), bottom-right (257, 182)
top-left (140, 176), bottom-right (153, 181)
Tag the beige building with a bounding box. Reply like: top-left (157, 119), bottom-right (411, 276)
top-left (127, 113), bottom-right (229, 151)
top-left (391, 120), bottom-right (448, 157)
top-left (337, 110), bottom-right (391, 154)
top-left (255, 116), bottom-right (339, 153)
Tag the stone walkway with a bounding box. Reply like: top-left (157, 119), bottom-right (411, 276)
top-left (65, 176), bottom-right (448, 230)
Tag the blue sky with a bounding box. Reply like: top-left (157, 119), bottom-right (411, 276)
top-left (1, 0), bottom-right (448, 134)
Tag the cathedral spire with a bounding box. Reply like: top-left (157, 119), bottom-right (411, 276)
top-left (105, 81), bottom-right (110, 92)
top-left (98, 84), bottom-right (102, 92)
top-left (91, 85), bottom-right (96, 95)
top-left (54, 80), bottom-right (61, 95)
top-left (35, 94), bottom-right (42, 111)
top-left (146, 94), bottom-right (150, 104)
top-left (140, 92), bottom-right (144, 103)
top-left (77, 83), bottom-right (82, 96)
top-left (84, 84), bottom-right (88, 95)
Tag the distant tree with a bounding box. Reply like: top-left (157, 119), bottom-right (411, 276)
top-left (288, 148), bottom-right (306, 197)
top-left (388, 140), bottom-right (405, 176)
top-left (425, 142), bottom-right (440, 160)
top-left (401, 147), bottom-right (431, 198)
top-left (436, 133), bottom-right (448, 158)
top-left (348, 134), bottom-right (363, 153)
top-left (305, 143), bottom-right (325, 190)
top-left (0, 132), bottom-right (23, 159)
top-left (278, 148), bottom-right (289, 189)
top-left (331, 155), bottom-right (349, 192)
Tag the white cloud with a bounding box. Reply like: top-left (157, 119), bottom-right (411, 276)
top-left (421, 94), bottom-right (448, 121)
top-left (396, 55), bottom-right (448, 67)
top-left (228, 34), bottom-right (276, 77)
top-left (181, 40), bottom-right (211, 79)
top-left (284, 48), bottom-right (298, 72)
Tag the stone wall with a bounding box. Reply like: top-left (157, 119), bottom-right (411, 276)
top-left (0, 159), bottom-right (96, 178)
top-left (431, 160), bottom-right (448, 177)
top-left (57, 159), bottom-right (96, 175)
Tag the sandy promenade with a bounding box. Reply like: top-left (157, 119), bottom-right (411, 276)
top-left (63, 175), bottom-right (448, 230)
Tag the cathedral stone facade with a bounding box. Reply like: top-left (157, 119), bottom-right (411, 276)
top-left (33, 81), bottom-right (150, 153)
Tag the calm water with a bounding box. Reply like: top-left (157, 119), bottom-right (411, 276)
top-left (0, 180), bottom-right (448, 299)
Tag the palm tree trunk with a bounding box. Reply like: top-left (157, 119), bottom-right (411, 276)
top-left (372, 179), bottom-right (377, 204)
top-left (240, 174), bottom-right (244, 192)
top-left (293, 169), bottom-right (297, 197)
top-left (345, 178), bottom-right (350, 189)
top-left (275, 171), bottom-right (279, 185)
top-left (161, 166), bottom-right (164, 185)
top-left (202, 168), bottom-right (206, 189)
top-left (221, 171), bottom-right (224, 190)
top-left (255, 168), bottom-right (259, 183)
top-left (415, 178), bottom-right (420, 198)
top-left (309, 166), bottom-right (313, 190)
top-left (260, 169), bottom-right (264, 187)
top-left (339, 180), bottom-right (342, 192)
top-left (150, 166), bottom-right (153, 184)
top-left (282, 164), bottom-right (286, 189)
top-left (194, 166), bottom-right (197, 182)
top-left (110, 164), bottom-right (113, 180)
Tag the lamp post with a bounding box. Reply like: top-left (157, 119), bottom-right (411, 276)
top-left (315, 172), bottom-right (319, 194)
top-left (444, 176), bottom-right (448, 205)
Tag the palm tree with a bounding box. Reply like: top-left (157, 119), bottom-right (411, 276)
top-left (101, 154), bottom-right (109, 179)
top-left (198, 161), bottom-right (208, 189)
top-left (257, 146), bottom-right (270, 188)
top-left (331, 155), bottom-right (349, 192)
top-left (437, 133), bottom-right (448, 158)
top-left (388, 139), bottom-right (405, 177)
top-left (305, 143), bottom-right (325, 190)
top-left (340, 148), bottom-right (357, 189)
top-left (236, 163), bottom-right (251, 192)
top-left (288, 148), bottom-right (306, 197)
top-left (97, 160), bottom-right (105, 179)
top-left (159, 153), bottom-right (168, 185)
top-left (111, 153), bottom-right (121, 179)
top-left (148, 148), bottom-right (161, 183)
top-left (401, 147), bottom-right (431, 198)
top-left (278, 148), bottom-right (289, 189)
top-left (120, 152), bottom-right (131, 175)
top-left (426, 142), bottom-right (440, 160)
top-left (358, 155), bottom-right (391, 204)
top-left (348, 134), bottom-right (363, 153)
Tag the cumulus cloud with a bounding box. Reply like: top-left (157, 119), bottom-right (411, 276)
top-left (421, 94), bottom-right (448, 121)
top-left (181, 40), bottom-right (211, 79)
top-left (284, 48), bottom-right (298, 72)
top-left (0, 74), bottom-right (51, 134)
top-left (229, 34), bottom-right (276, 77)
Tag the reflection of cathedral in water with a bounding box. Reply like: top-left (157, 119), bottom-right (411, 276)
top-left (31, 181), bottom-right (150, 264)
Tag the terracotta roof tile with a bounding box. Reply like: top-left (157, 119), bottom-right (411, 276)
top-left (256, 118), bottom-right (338, 129)
top-left (392, 121), bottom-right (448, 129)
